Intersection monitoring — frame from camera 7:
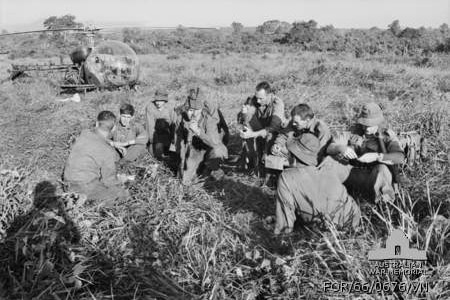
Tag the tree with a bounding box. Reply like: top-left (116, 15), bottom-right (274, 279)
top-left (43, 15), bottom-right (82, 30)
top-left (231, 22), bottom-right (244, 35)
top-left (286, 20), bottom-right (319, 47)
top-left (439, 23), bottom-right (450, 38)
top-left (388, 20), bottom-right (401, 36)
top-left (257, 20), bottom-right (283, 35)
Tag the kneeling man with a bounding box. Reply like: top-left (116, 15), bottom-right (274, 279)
top-left (64, 111), bottom-right (129, 207)
top-left (275, 133), bottom-right (360, 235)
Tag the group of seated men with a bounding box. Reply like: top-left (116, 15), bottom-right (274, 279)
top-left (63, 81), bottom-right (405, 235)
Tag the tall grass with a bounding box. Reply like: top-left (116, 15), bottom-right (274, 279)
top-left (0, 52), bottom-right (448, 299)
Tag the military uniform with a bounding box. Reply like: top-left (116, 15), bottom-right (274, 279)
top-left (64, 129), bottom-right (129, 206)
top-left (240, 94), bottom-right (286, 134)
top-left (177, 96), bottom-right (229, 184)
top-left (326, 127), bottom-right (404, 200)
top-left (238, 94), bottom-right (286, 174)
top-left (275, 133), bottom-right (360, 235)
top-left (326, 103), bottom-right (405, 202)
top-left (145, 99), bottom-right (177, 159)
top-left (273, 117), bottom-right (331, 163)
top-left (112, 120), bottom-right (148, 161)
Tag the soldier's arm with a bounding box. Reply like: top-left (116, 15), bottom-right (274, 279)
top-left (266, 96), bottom-right (285, 134)
top-left (273, 124), bottom-right (291, 147)
top-left (100, 150), bottom-right (121, 187)
top-left (327, 132), bottom-right (359, 156)
top-left (381, 130), bottom-right (405, 164)
top-left (316, 121), bottom-right (332, 150)
top-left (239, 96), bottom-right (255, 126)
top-left (326, 137), bottom-right (348, 155)
top-left (218, 109), bottom-right (230, 145)
top-left (134, 123), bottom-right (149, 145)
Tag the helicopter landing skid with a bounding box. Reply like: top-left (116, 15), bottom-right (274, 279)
top-left (59, 84), bottom-right (97, 95)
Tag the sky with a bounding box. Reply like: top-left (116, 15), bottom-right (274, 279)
top-left (0, 0), bottom-right (449, 31)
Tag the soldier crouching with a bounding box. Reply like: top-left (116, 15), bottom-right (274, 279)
top-left (275, 133), bottom-right (360, 235)
top-left (176, 88), bottom-right (229, 185)
top-left (325, 102), bottom-right (405, 203)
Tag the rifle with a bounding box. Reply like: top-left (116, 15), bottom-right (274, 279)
top-left (178, 121), bottom-right (194, 180)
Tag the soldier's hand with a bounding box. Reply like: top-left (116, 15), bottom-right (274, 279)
top-left (343, 147), bottom-right (358, 160)
top-left (240, 127), bottom-right (254, 139)
top-left (357, 152), bottom-right (381, 163)
top-left (189, 122), bottom-right (201, 136)
top-left (117, 146), bottom-right (127, 157)
top-left (109, 141), bottom-right (127, 148)
top-left (272, 144), bottom-right (282, 155)
top-left (241, 104), bottom-right (249, 114)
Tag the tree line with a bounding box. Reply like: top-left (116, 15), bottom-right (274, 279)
top-left (2, 15), bottom-right (450, 59)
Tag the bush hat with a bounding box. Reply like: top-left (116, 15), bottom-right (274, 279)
top-left (286, 133), bottom-right (320, 166)
top-left (357, 102), bottom-right (385, 127)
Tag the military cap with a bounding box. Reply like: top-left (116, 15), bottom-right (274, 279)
top-left (286, 133), bottom-right (320, 166)
top-left (154, 90), bottom-right (169, 102)
top-left (357, 102), bottom-right (385, 127)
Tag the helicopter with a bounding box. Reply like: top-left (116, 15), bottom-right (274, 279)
top-left (0, 24), bottom-right (219, 93)
top-left (0, 26), bottom-right (140, 93)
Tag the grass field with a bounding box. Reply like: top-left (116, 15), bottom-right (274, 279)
top-left (0, 51), bottom-right (449, 299)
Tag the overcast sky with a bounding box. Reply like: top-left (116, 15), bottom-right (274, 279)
top-left (0, 0), bottom-right (449, 30)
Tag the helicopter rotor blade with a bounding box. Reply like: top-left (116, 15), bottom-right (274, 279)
top-left (95, 25), bottom-right (220, 31)
top-left (0, 27), bottom-right (102, 37)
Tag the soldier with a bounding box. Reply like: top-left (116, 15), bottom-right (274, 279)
top-left (272, 103), bottom-right (331, 164)
top-left (275, 133), bottom-right (360, 235)
top-left (145, 89), bottom-right (177, 159)
top-left (238, 81), bottom-right (286, 175)
top-left (64, 111), bottom-right (129, 207)
top-left (325, 102), bottom-right (405, 203)
top-left (176, 88), bottom-right (229, 184)
top-left (110, 103), bottom-right (148, 161)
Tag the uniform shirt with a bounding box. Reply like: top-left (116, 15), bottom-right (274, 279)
top-left (239, 94), bottom-right (286, 134)
top-left (64, 129), bottom-right (120, 186)
top-left (327, 126), bottom-right (404, 164)
top-left (277, 164), bottom-right (360, 228)
top-left (112, 121), bottom-right (148, 145)
top-left (177, 109), bottom-right (229, 157)
top-left (145, 102), bottom-right (177, 143)
top-left (274, 117), bottom-right (332, 160)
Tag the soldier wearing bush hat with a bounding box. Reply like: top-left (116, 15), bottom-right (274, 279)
top-left (275, 133), bottom-right (360, 235)
top-left (176, 87), bottom-right (229, 184)
top-left (145, 89), bottom-right (177, 159)
top-left (325, 102), bottom-right (405, 203)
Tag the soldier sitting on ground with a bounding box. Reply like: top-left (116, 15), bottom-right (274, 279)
top-left (274, 133), bottom-right (361, 235)
top-left (237, 81), bottom-right (287, 176)
top-left (110, 103), bottom-right (149, 161)
top-left (324, 102), bottom-right (405, 203)
top-left (272, 103), bottom-right (331, 164)
top-left (64, 111), bottom-right (129, 207)
top-left (145, 89), bottom-right (178, 160)
top-left (176, 87), bottom-right (229, 185)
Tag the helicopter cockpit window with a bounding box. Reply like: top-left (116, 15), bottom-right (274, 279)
top-left (94, 41), bottom-right (137, 57)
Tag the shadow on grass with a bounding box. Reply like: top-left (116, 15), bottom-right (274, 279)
top-left (0, 181), bottom-right (82, 298)
top-left (203, 176), bottom-right (316, 255)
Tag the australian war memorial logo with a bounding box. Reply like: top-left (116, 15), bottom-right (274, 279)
top-left (322, 228), bottom-right (430, 295)
top-left (368, 228), bottom-right (428, 278)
